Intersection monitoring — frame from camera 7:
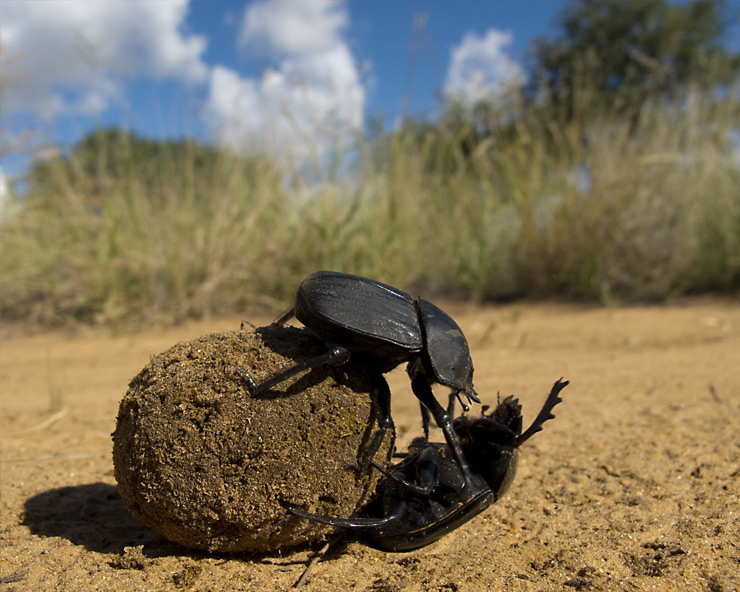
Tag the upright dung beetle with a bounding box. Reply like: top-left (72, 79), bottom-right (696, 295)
top-left (289, 379), bottom-right (567, 585)
top-left (241, 270), bottom-right (479, 475)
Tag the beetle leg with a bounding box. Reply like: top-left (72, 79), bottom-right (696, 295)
top-left (451, 390), bottom-right (470, 413)
top-left (409, 372), bottom-right (473, 482)
top-left (517, 378), bottom-right (568, 446)
top-left (409, 360), bottom-right (434, 440)
top-left (273, 306), bottom-right (296, 325)
top-left (371, 445), bottom-right (439, 495)
top-left (420, 403), bottom-right (432, 439)
top-left (242, 345), bottom-right (351, 396)
top-left (359, 371), bottom-right (394, 472)
top-left (236, 366), bottom-right (258, 391)
top-left (287, 505), bottom-right (398, 529)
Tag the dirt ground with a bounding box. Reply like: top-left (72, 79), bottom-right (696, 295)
top-left (1, 301), bottom-right (738, 592)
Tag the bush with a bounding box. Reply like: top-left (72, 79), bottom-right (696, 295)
top-left (2, 86), bottom-right (738, 328)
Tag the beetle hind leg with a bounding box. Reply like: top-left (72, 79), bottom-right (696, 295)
top-left (287, 505), bottom-right (396, 529)
top-left (273, 306), bottom-right (296, 326)
top-left (240, 345), bottom-right (350, 396)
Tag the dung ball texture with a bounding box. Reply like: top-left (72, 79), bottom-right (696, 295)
top-left (113, 325), bottom-right (394, 553)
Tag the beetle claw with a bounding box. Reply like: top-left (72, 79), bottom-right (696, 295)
top-left (236, 365), bottom-right (258, 392)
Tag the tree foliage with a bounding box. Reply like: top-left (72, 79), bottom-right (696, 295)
top-left (406, 0), bottom-right (740, 175)
top-left (532, 0), bottom-right (740, 117)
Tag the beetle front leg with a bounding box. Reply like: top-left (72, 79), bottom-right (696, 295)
top-left (409, 371), bottom-right (473, 482)
top-left (418, 391), bottom-right (461, 437)
top-left (420, 403), bottom-right (431, 440)
top-left (516, 378), bottom-right (568, 446)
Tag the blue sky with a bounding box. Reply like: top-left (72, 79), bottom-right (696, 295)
top-left (0, 0), bottom-right (567, 184)
top-left (2, 0), bottom-right (738, 187)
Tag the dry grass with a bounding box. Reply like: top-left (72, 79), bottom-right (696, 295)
top-left (1, 87), bottom-right (738, 328)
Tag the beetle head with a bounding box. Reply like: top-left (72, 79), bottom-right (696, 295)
top-left (415, 299), bottom-right (476, 401)
top-left (453, 396), bottom-right (523, 499)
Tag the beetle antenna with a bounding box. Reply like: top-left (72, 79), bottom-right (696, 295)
top-left (516, 379), bottom-right (568, 446)
top-left (454, 391), bottom-right (470, 413)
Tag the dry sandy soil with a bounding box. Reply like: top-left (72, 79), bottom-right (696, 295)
top-left (1, 301), bottom-right (738, 591)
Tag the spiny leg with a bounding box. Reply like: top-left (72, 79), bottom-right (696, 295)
top-left (273, 306), bottom-right (296, 326)
top-left (288, 506), bottom-right (397, 529)
top-left (359, 371), bottom-right (394, 472)
top-left (370, 445), bottom-right (439, 495)
top-left (409, 371), bottom-right (473, 481)
top-left (517, 378), bottom-right (568, 446)
top-left (239, 345), bottom-right (350, 396)
top-left (420, 402), bottom-right (431, 440)
top-left (288, 504), bottom-right (400, 587)
top-left (419, 392), bottom-right (462, 440)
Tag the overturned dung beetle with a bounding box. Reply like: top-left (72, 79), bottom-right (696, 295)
top-left (289, 379), bottom-right (567, 586)
top-left (240, 270), bottom-right (479, 476)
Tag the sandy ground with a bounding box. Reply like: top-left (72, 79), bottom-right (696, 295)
top-left (1, 301), bottom-right (738, 592)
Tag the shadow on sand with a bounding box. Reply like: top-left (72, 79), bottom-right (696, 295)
top-left (22, 482), bottom-right (316, 571)
top-left (23, 482), bottom-right (177, 556)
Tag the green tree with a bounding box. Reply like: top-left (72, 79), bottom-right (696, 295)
top-left (26, 128), bottom-right (279, 208)
top-left (531, 0), bottom-right (740, 118)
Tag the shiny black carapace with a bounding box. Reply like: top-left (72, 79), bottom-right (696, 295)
top-left (241, 270), bottom-right (479, 475)
top-left (290, 379), bottom-right (567, 553)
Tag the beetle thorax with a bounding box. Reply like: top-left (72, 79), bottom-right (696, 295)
top-left (415, 299), bottom-right (474, 391)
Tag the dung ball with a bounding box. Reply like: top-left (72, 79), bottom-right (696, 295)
top-left (112, 324), bottom-right (394, 553)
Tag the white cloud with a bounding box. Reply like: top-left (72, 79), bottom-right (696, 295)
top-left (444, 29), bottom-right (524, 105)
top-left (0, 166), bottom-right (7, 200)
top-left (0, 165), bottom-right (13, 222)
top-left (206, 0), bottom-right (364, 165)
top-left (0, 0), bottom-right (207, 119)
top-left (1, 0), bottom-right (365, 168)
top-left (239, 0), bottom-right (347, 56)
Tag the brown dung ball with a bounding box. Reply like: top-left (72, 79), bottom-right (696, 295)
top-left (112, 324), bottom-right (394, 553)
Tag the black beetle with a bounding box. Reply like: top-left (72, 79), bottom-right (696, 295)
top-left (290, 379), bottom-right (566, 550)
top-left (240, 270), bottom-right (479, 475)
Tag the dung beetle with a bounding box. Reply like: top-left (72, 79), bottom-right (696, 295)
top-left (240, 270), bottom-right (479, 475)
top-left (289, 378), bottom-right (567, 560)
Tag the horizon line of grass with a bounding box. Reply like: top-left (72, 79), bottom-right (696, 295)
top-left (1, 85), bottom-right (739, 329)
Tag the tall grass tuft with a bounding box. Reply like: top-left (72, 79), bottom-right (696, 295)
top-left (1, 132), bottom-right (291, 326)
top-left (1, 85), bottom-right (738, 328)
